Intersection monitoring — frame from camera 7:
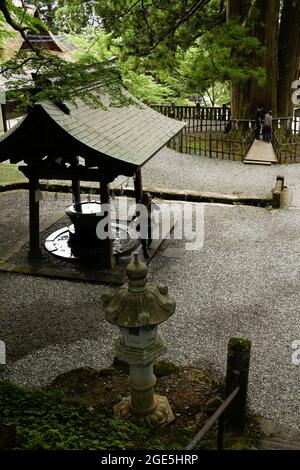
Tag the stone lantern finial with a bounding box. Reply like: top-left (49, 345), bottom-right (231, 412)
top-left (102, 252), bottom-right (176, 427)
top-left (126, 252), bottom-right (147, 291)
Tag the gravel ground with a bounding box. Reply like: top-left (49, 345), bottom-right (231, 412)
top-left (141, 147), bottom-right (300, 196)
top-left (0, 190), bottom-right (300, 431)
top-left (3, 147), bottom-right (300, 198)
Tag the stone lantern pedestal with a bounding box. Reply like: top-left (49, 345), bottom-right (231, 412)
top-left (102, 253), bottom-right (176, 428)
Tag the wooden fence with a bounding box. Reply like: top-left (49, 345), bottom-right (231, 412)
top-left (168, 128), bottom-right (255, 161)
top-left (186, 337), bottom-right (251, 450)
top-left (272, 131), bottom-right (300, 164)
top-left (271, 117), bottom-right (300, 163)
top-left (152, 104), bottom-right (300, 135)
top-left (151, 105), bottom-right (231, 133)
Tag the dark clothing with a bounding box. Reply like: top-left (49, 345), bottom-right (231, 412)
top-left (263, 113), bottom-right (272, 142)
top-left (263, 125), bottom-right (272, 142)
top-left (255, 108), bottom-right (263, 139)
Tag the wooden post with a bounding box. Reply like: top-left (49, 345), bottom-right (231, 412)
top-left (225, 337), bottom-right (251, 432)
top-left (28, 176), bottom-right (41, 259)
top-left (71, 179), bottom-right (81, 204)
top-left (0, 104), bottom-right (7, 133)
top-left (134, 168), bottom-right (143, 203)
top-left (71, 157), bottom-right (81, 204)
top-left (99, 178), bottom-right (115, 269)
top-left (272, 176), bottom-right (284, 208)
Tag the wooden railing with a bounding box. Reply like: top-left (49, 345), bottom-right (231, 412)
top-left (185, 337), bottom-right (251, 451)
top-left (272, 122), bottom-right (300, 164)
top-left (151, 105), bottom-right (231, 133)
top-left (152, 105), bottom-right (300, 136)
top-left (168, 127), bottom-right (255, 161)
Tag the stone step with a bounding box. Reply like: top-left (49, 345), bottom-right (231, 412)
top-left (243, 160), bottom-right (272, 166)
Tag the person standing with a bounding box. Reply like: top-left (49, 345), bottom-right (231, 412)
top-left (263, 110), bottom-right (273, 142)
top-left (255, 105), bottom-right (263, 140)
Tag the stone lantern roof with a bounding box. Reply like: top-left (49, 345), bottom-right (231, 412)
top-left (102, 253), bottom-right (176, 327)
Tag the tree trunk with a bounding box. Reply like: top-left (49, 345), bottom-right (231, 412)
top-left (227, 0), bottom-right (252, 119)
top-left (228, 0), bottom-right (280, 119)
top-left (277, 0), bottom-right (300, 117)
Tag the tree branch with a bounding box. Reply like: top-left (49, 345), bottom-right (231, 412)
top-left (0, 55), bottom-right (45, 74)
top-left (242, 0), bottom-right (257, 27)
top-left (0, 0), bottom-right (37, 52)
top-left (146, 0), bottom-right (211, 53)
top-left (150, 0), bottom-right (179, 13)
top-left (103, 0), bottom-right (141, 20)
top-left (141, 0), bottom-right (155, 39)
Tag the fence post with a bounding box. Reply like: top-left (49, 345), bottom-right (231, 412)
top-left (179, 132), bottom-right (183, 153)
top-left (225, 337), bottom-right (251, 432)
top-left (209, 133), bottom-right (212, 158)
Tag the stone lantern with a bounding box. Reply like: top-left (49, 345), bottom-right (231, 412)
top-left (102, 253), bottom-right (176, 427)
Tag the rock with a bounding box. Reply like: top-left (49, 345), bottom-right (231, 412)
top-left (205, 396), bottom-right (223, 415)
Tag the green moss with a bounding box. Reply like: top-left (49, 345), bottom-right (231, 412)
top-left (228, 337), bottom-right (251, 350)
top-left (195, 424), bottom-right (260, 450)
top-left (0, 380), bottom-right (146, 450)
top-left (112, 358), bottom-right (180, 377)
top-left (153, 360), bottom-right (180, 377)
top-left (112, 357), bottom-right (129, 373)
top-left (0, 165), bottom-right (26, 184)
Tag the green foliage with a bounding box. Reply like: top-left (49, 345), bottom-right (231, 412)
top-left (0, 380), bottom-right (146, 450)
top-left (0, 3), bottom-right (134, 110)
top-left (55, 0), bottom-right (97, 34)
top-left (2, 50), bottom-right (135, 110)
top-left (180, 21), bottom-right (266, 99)
top-left (97, 0), bottom-right (225, 58)
top-left (66, 28), bottom-right (182, 104)
top-left (8, 0), bottom-right (45, 34)
top-left (274, 127), bottom-right (300, 143)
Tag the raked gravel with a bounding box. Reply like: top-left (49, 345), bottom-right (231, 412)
top-left (142, 147), bottom-right (300, 196)
top-left (0, 184), bottom-right (299, 430)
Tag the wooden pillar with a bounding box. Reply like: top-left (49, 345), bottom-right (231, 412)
top-left (71, 157), bottom-right (81, 204)
top-left (72, 179), bottom-right (81, 204)
top-left (29, 177), bottom-right (41, 259)
top-left (0, 104), bottom-right (7, 133)
top-left (99, 178), bottom-right (115, 269)
top-left (134, 168), bottom-right (143, 203)
top-left (100, 179), bottom-right (110, 205)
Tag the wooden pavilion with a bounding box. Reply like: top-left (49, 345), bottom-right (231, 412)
top-left (0, 89), bottom-right (185, 268)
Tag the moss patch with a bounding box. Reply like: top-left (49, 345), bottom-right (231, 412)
top-left (0, 362), bottom-right (259, 450)
top-left (0, 165), bottom-right (26, 184)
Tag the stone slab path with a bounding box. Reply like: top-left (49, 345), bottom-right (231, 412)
top-left (281, 188), bottom-right (300, 210)
top-left (244, 139), bottom-right (278, 165)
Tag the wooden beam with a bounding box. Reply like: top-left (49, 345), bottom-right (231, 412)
top-left (71, 179), bottom-right (81, 204)
top-left (19, 166), bottom-right (121, 183)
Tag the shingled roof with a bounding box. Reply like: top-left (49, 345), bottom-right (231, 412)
top-left (0, 89), bottom-right (185, 177)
